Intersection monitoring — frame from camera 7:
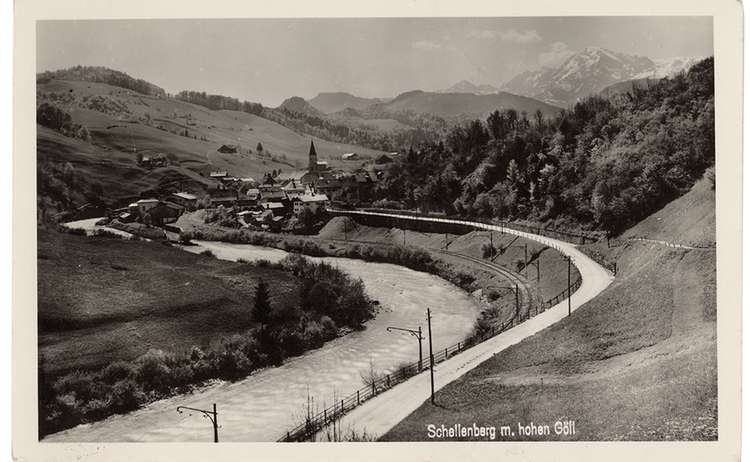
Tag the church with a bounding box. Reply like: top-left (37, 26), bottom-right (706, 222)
top-left (276, 140), bottom-right (341, 197)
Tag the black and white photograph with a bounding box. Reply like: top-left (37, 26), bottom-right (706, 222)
top-left (11, 1), bottom-right (744, 460)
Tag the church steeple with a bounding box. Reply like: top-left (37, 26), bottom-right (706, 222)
top-left (308, 140), bottom-right (318, 172)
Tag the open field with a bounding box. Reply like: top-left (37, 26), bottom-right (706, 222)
top-left (382, 182), bottom-right (716, 441)
top-left (37, 228), bottom-right (300, 375)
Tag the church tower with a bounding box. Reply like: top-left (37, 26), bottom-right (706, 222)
top-left (308, 140), bottom-right (318, 172)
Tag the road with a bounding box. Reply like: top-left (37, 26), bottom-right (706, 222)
top-left (314, 211), bottom-right (615, 440)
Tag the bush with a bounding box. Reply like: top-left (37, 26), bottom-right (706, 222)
top-left (200, 249), bottom-right (215, 258)
top-left (107, 379), bottom-right (145, 412)
top-left (101, 361), bottom-right (136, 384)
top-left (135, 350), bottom-right (173, 393)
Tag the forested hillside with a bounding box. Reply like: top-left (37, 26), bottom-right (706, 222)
top-left (374, 58), bottom-right (714, 235)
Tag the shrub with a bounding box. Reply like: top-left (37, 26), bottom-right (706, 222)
top-left (66, 227), bottom-right (87, 236)
top-left (200, 249), bottom-right (215, 258)
top-left (101, 361), bottom-right (136, 384)
top-left (135, 350), bottom-right (173, 393)
top-left (107, 379), bottom-right (145, 412)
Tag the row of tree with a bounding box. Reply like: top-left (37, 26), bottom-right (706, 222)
top-left (373, 58), bottom-right (715, 235)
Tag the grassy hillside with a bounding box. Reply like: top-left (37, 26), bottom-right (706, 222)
top-left (38, 228), bottom-right (300, 375)
top-left (37, 79), bottom-right (387, 211)
top-left (382, 183), bottom-right (716, 441)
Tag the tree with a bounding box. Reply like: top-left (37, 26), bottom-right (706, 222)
top-left (252, 279), bottom-right (272, 326)
top-left (257, 142), bottom-right (264, 154)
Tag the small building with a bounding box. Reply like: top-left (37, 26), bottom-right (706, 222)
top-left (217, 144), bottom-right (239, 154)
top-left (134, 198), bottom-right (159, 215)
top-left (149, 201), bottom-right (184, 226)
top-left (293, 193), bottom-right (329, 215)
top-left (210, 196), bottom-right (237, 208)
top-left (342, 153), bottom-right (359, 161)
top-left (245, 188), bottom-right (261, 201)
top-left (209, 170), bottom-right (229, 179)
top-left (170, 192), bottom-right (198, 210)
top-left (261, 201), bottom-right (286, 217)
top-left (281, 179), bottom-right (306, 198)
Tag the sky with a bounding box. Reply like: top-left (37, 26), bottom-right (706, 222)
top-left (37, 17), bottom-right (713, 106)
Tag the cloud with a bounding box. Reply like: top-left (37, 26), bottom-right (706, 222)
top-left (468, 28), bottom-right (542, 44)
top-left (412, 40), bottom-right (442, 51)
top-left (538, 41), bottom-right (575, 67)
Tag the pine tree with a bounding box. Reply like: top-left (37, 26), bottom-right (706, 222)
top-left (257, 142), bottom-right (264, 153)
top-left (253, 279), bottom-right (272, 325)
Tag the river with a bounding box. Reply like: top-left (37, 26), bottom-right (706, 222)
top-left (45, 232), bottom-right (483, 442)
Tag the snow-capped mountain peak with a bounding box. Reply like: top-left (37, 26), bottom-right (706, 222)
top-left (502, 46), bottom-right (704, 107)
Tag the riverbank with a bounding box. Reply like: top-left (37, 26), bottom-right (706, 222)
top-left (44, 236), bottom-right (484, 442)
top-left (38, 226), bottom-right (373, 437)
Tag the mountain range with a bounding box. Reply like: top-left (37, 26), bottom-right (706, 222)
top-left (501, 47), bottom-right (703, 106)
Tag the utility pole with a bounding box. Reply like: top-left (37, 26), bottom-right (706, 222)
top-left (403, 228), bottom-right (406, 246)
top-left (535, 259), bottom-right (540, 282)
top-left (177, 403), bottom-right (219, 442)
top-left (515, 283), bottom-right (519, 321)
top-left (490, 231), bottom-right (493, 256)
top-left (445, 232), bottom-right (448, 250)
top-left (344, 218), bottom-right (348, 241)
top-left (427, 308), bottom-right (435, 405)
top-left (524, 244), bottom-right (528, 278)
top-left (567, 256), bottom-right (572, 316)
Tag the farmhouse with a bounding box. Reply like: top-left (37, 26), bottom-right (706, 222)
top-left (342, 152), bottom-right (359, 161)
top-left (170, 192), bottom-right (198, 210)
top-left (132, 198), bottom-right (159, 215)
top-left (217, 144), bottom-right (239, 154)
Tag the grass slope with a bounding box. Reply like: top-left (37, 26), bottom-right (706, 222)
top-left (38, 228), bottom-right (300, 375)
top-left (382, 185), bottom-right (717, 441)
top-left (37, 79), bottom-right (387, 205)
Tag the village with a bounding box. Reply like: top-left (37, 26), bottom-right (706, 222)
top-left (97, 140), bottom-right (391, 237)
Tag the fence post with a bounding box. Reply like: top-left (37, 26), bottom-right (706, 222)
top-left (386, 375), bottom-right (391, 387)
top-left (324, 409), bottom-right (327, 422)
top-left (357, 390), bottom-right (360, 405)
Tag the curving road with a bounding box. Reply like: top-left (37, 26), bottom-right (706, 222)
top-left (314, 211), bottom-right (615, 440)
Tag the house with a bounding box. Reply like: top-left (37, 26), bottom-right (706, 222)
top-left (217, 144), bottom-right (239, 154)
top-left (134, 198), bottom-right (159, 215)
top-left (170, 192), bottom-right (198, 210)
top-left (148, 201), bottom-right (184, 226)
top-left (118, 211), bottom-right (136, 223)
top-left (209, 170), bottom-right (229, 179)
top-left (209, 195), bottom-right (237, 208)
top-left (281, 179), bottom-right (306, 198)
top-left (261, 201), bottom-right (287, 217)
top-left (293, 193), bottom-right (329, 215)
top-left (342, 152), bottom-right (359, 161)
top-left (259, 185), bottom-right (287, 202)
top-left (245, 188), bottom-right (261, 201)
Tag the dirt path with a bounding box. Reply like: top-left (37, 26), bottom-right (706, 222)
top-left (314, 211), bottom-right (614, 440)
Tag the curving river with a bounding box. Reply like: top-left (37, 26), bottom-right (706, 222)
top-left (45, 233), bottom-right (483, 442)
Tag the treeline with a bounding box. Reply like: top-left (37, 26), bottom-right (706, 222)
top-left (36, 66), bottom-right (166, 97)
top-left (39, 251), bottom-right (374, 437)
top-left (174, 90), bottom-right (265, 115)
top-left (373, 57), bottom-right (715, 235)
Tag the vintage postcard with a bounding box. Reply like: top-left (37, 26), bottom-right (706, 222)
top-left (12, 0), bottom-right (742, 461)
